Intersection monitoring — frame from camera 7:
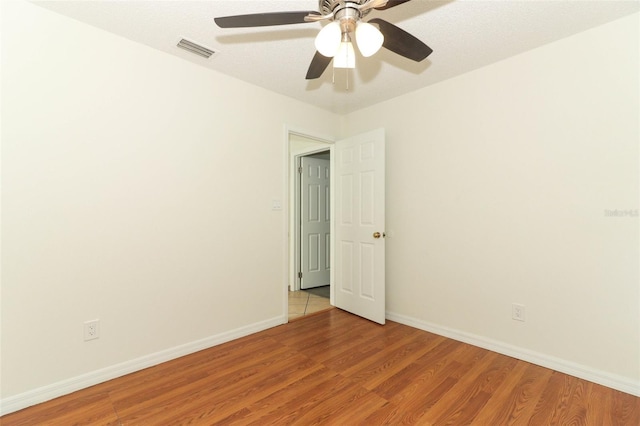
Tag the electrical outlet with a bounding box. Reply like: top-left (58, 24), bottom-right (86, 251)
top-left (512, 304), bottom-right (525, 322)
top-left (84, 319), bottom-right (100, 341)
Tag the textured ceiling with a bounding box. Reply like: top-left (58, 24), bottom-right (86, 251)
top-left (33, 1), bottom-right (640, 114)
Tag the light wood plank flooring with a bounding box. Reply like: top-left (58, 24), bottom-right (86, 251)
top-left (2, 309), bottom-right (638, 425)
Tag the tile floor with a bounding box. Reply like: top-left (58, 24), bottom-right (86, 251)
top-left (288, 288), bottom-right (333, 321)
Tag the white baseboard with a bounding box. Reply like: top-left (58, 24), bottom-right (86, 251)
top-left (386, 311), bottom-right (640, 397)
top-left (0, 315), bottom-right (286, 416)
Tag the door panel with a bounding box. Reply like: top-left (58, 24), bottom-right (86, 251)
top-left (334, 129), bottom-right (385, 324)
top-left (300, 156), bottom-right (331, 289)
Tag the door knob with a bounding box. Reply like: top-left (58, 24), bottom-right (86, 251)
top-left (373, 232), bottom-right (381, 239)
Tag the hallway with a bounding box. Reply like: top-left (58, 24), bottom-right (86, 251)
top-left (288, 286), bottom-right (332, 321)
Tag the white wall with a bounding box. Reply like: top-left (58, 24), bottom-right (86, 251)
top-left (345, 13), bottom-right (639, 393)
top-left (0, 0), bottom-right (340, 408)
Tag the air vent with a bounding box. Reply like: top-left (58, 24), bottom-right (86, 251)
top-left (177, 38), bottom-right (215, 58)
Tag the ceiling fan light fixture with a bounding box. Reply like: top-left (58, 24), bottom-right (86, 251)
top-left (355, 22), bottom-right (384, 57)
top-left (315, 21), bottom-right (342, 57)
top-left (333, 39), bottom-right (355, 69)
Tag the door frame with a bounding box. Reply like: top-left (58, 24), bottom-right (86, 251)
top-left (284, 126), bottom-right (335, 321)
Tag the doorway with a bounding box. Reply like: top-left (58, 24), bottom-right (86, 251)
top-left (287, 133), bottom-right (333, 321)
top-left (285, 128), bottom-right (386, 324)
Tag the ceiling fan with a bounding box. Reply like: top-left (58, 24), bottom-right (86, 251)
top-left (214, 0), bottom-right (433, 80)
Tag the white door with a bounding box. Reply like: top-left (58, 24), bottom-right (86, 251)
top-left (334, 129), bottom-right (386, 324)
top-left (300, 157), bottom-right (331, 289)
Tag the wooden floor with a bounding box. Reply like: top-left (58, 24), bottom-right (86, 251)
top-left (3, 309), bottom-right (638, 425)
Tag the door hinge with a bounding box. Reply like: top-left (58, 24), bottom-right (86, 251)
top-left (298, 272), bottom-right (303, 279)
top-left (298, 166), bottom-right (303, 174)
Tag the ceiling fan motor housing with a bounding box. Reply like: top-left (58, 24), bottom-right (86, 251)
top-left (321, 0), bottom-right (372, 27)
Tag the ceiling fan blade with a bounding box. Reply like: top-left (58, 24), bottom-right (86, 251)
top-left (368, 18), bottom-right (433, 62)
top-left (306, 51), bottom-right (332, 80)
top-left (358, 0), bottom-right (389, 12)
top-left (214, 11), bottom-right (320, 28)
top-left (374, 0), bottom-right (412, 11)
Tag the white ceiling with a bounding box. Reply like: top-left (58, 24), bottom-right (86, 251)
top-left (33, 0), bottom-right (639, 114)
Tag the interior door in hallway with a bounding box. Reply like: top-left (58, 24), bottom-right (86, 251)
top-left (300, 156), bottom-right (331, 289)
top-left (334, 128), bottom-right (386, 324)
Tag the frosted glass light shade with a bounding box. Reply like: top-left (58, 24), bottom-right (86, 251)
top-left (334, 41), bottom-right (355, 68)
top-left (314, 21), bottom-right (341, 57)
top-left (355, 22), bottom-right (384, 57)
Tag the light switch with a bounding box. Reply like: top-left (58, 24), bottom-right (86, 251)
top-left (271, 199), bottom-right (282, 211)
